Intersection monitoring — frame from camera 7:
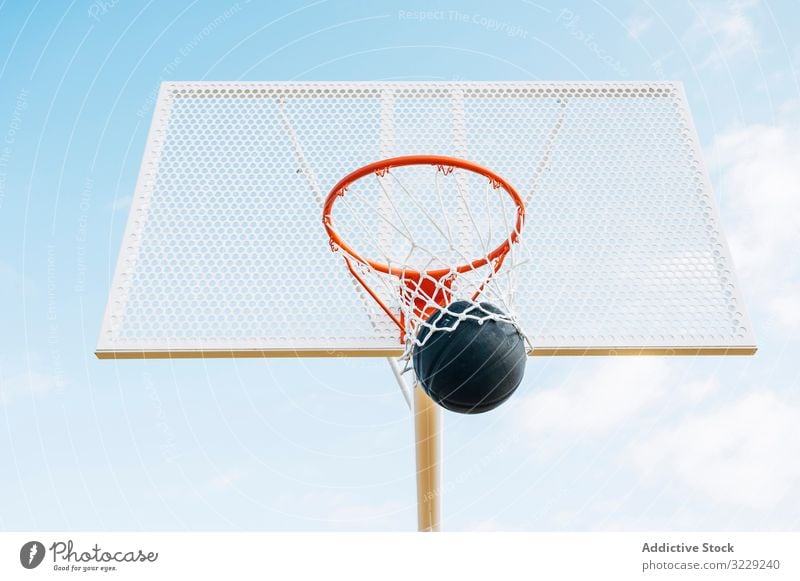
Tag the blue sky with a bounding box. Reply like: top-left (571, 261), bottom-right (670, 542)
top-left (0, 0), bottom-right (799, 531)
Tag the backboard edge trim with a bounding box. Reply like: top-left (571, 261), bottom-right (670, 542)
top-left (95, 345), bottom-right (757, 359)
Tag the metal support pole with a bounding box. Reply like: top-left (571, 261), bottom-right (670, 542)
top-left (386, 357), bottom-right (412, 410)
top-left (414, 385), bottom-right (441, 532)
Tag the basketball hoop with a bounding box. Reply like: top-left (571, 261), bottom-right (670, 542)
top-left (322, 155), bottom-right (528, 351)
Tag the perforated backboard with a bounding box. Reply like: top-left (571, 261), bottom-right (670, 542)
top-left (97, 81), bottom-right (755, 359)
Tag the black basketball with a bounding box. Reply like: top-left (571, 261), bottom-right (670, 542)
top-left (412, 300), bottom-right (527, 414)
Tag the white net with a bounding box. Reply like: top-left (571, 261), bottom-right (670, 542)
top-left (324, 159), bottom-right (531, 359)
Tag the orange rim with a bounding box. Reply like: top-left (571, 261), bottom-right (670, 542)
top-left (322, 155), bottom-right (526, 280)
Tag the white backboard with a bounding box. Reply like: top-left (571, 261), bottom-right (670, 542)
top-left (97, 81), bottom-right (755, 358)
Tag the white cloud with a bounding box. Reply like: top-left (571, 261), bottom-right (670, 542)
top-left (0, 369), bottom-right (64, 406)
top-left (466, 517), bottom-right (522, 531)
top-left (626, 15), bottom-right (653, 40)
top-left (106, 195), bottom-right (132, 212)
top-left (710, 117), bottom-right (800, 329)
top-left (327, 499), bottom-right (406, 527)
top-left (690, 0), bottom-right (760, 69)
top-left (273, 490), bottom-right (409, 530)
top-left (0, 260), bottom-right (34, 296)
top-left (630, 390), bottom-right (800, 509)
top-left (208, 470), bottom-right (243, 490)
top-left (602, 507), bottom-right (706, 531)
top-left (780, 96), bottom-right (800, 117)
top-left (676, 378), bottom-right (720, 404)
top-left (515, 359), bottom-right (671, 436)
top-left (768, 288), bottom-right (800, 329)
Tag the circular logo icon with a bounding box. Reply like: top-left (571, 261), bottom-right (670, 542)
top-left (20, 541), bottom-right (46, 569)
